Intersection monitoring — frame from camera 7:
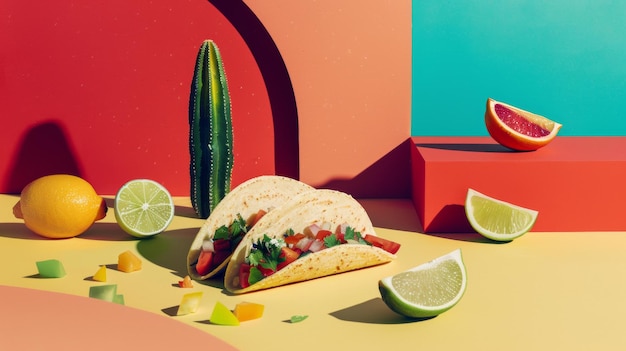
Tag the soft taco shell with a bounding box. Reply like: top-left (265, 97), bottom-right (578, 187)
top-left (187, 175), bottom-right (314, 280)
top-left (224, 189), bottom-right (396, 294)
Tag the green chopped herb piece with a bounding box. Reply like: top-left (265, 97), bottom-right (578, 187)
top-left (290, 315), bottom-right (308, 323)
top-left (213, 225), bottom-right (230, 240)
top-left (323, 234), bottom-right (341, 248)
top-left (248, 266), bottom-right (264, 286)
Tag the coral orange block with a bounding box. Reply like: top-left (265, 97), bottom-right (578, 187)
top-left (411, 136), bottom-right (626, 233)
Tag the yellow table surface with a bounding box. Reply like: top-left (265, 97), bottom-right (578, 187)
top-left (1, 194), bottom-right (625, 350)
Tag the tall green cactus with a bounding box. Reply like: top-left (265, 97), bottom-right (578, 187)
top-left (189, 40), bottom-right (233, 219)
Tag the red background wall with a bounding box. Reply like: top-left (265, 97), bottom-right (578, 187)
top-left (1, 1), bottom-right (411, 197)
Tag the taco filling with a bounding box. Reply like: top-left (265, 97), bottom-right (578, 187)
top-left (193, 209), bottom-right (267, 276)
top-left (237, 222), bottom-right (400, 289)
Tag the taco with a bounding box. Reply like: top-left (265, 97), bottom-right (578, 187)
top-left (224, 189), bottom-right (401, 294)
top-left (187, 175), bottom-right (314, 280)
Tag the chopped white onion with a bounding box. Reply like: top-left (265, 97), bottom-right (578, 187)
top-left (295, 237), bottom-right (313, 251)
top-left (304, 223), bottom-right (321, 237)
top-left (202, 240), bottom-right (215, 252)
top-left (308, 240), bottom-right (325, 252)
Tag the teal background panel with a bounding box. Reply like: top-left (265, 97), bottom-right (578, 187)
top-left (411, 1), bottom-right (626, 136)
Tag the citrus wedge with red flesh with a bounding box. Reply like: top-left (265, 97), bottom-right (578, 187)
top-left (485, 98), bottom-right (562, 151)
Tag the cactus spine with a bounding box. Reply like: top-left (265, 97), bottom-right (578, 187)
top-left (189, 40), bottom-right (233, 219)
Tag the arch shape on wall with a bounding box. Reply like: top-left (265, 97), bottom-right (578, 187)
top-left (209, 0), bottom-right (300, 180)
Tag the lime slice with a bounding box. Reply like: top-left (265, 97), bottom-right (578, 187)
top-left (114, 179), bottom-right (174, 238)
top-left (379, 249), bottom-right (467, 318)
top-left (465, 188), bottom-right (538, 241)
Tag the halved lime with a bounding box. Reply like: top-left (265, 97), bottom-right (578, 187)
top-left (114, 179), bottom-right (174, 238)
top-left (465, 188), bottom-right (538, 241)
top-left (379, 249), bottom-right (467, 318)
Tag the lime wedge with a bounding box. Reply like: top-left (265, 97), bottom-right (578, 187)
top-left (210, 301), bottom-right (240, 326)
top-left (465, 188), bottom-right (538, 241)
top-left (114, 179), bottom-right (174, 238)
top-left (379, 249), bottom-right (467, 318)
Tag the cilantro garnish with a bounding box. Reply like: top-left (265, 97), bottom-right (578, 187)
top-left (323, 234), bottom-right (341, 248)
top-left (248, 234), bottom-right (286, 272)
top-left (229, 214), bottom-right (248, 236)
top-left (212, 214), bottom-right (248, 243)
top-left (344, 226), bottom-right (370, 245)
top-left (283, 228), bottom-right (295, 238)
top-left (248, 266), bottom-right (265, 286)
top-left (213, 225), bottom-right (230, 240)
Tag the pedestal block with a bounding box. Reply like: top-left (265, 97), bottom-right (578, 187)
top-left (411, 136), bottom-right (626, 233)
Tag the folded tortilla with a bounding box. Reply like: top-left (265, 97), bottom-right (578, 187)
top-left (224, 189), bottom-right (396, 294)
top-left (187, 175), bottom-right (314, 280)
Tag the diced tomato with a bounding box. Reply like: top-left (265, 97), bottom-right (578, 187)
top-left (284, 233), bottom-right (306, 246)
top-left (195, 250), bottom-right (213, 276)
top-left (257, 265), bottom-right (274, 277)
top-left (239, 263), bottom-right (251, 289)
top-left (246, 209), bottom-right (267, 227)
top-left (212, 249), bottom-right (231, 268)
top-left (277, 247), bottom-right (300, 270)
top-left (315, 229), bottom-right (333, 241)
top-left (213, 238), bottom-right (231, 252)
top-left (335, 223), bottom-right (349, 235)
top-left (334, 231), bottom-right (346, 243)
top-left (363, 234), bottom-right (401, 254)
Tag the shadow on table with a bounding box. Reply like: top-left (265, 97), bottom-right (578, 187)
top-left (136, 228), bottom-right (198, 279)
top-left (426, 232), bottom-right (513, 244)
top-left (0, 220), bottom-right (132, 241)
top-left (330, 298), bottom-right (435, 324)
top-left (135, 228), bottom-right (227, 290)
top-left (0, 222), bottom-right (41, 239)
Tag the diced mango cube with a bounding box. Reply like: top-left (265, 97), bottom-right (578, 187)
top-left (93, 265), bottom-right (107, 282)
top-left (210, 302), bottom-right (239, 326)
top-left (234, 301), bottom-right (264, 322)
top-left (178, 275), bottom-right (194, 288)
top-left (118, 250), bottom-right (142, 272)
top-left (177, 291), bottom-right (203, 316)
top-left (36, 259), bottom-right (66, 278)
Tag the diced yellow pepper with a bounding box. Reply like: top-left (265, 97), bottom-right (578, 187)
top-left (177, 291), bottom-right (203, 316)
top-left (93, 265), bottom-right (107, 282)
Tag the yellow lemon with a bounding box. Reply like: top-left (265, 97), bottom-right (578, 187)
top-left (13, 174), bottom-right (107, 238)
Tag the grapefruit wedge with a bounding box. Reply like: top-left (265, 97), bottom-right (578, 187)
top-left (485, 98), bottom-right (562, 151)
